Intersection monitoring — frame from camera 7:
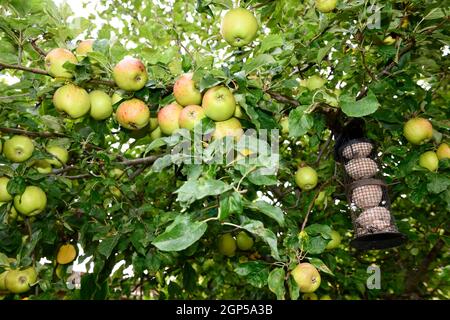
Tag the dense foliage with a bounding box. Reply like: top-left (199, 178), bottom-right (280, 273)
top-left (0, 0), bottom-right (448, 300)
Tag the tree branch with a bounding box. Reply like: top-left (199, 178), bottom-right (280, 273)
top-left (0, 127), bottom-right (65, 138)
top-left (266, 90), bottom-right (300, 106)
top-left (0, 61), bottom-right (49, 75)
top-left (29, 38), bottom-right (47, 57)
top-left (116, 155), bottom-right (159, 166)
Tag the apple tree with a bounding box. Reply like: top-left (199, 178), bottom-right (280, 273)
top-left (0, 0), bottom-right (449, 300)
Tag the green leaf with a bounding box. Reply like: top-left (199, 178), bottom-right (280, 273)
top-left (152, 215), bottom-right (207, 251)
top-left (219, 191), bottom-right (243, 221)
top-left (241, 219), bottom-right (280, 260)
top-left (246, 200), bottom-right (285, 226)
top-left (268, 268), bottom-right (286, 300)
top-left (235, 261), bottom-right (270, 288)
top-left (317, 40), bottom-right (336, 64)
top-left (288, 106), bottom-right (314, 137)
top-left (340, 90), bottom-right (380, 117)
top-left (427, 175), bottom-right (450, 194)
top-left (287, 276), bottom-right (300, 300)
top-left (305, 224), bottom-right (332, 239)
top-left (6, 176), bottom-right (26, 196)
top-left (0, 252), bottom-right (9, 267)
top-left (244, 54), bottom-right (276, 74)
top-left (175, 179), bottom-right (232, 206)
top-left (97, 234), bottom-right (120, 259)
top-left (260, 34), bottom-right (283, 53)
top-left (307, 257), bottom-right (334, 276)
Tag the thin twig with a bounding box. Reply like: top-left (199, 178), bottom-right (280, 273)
top-left (0, 127), bottom-right (65, 137)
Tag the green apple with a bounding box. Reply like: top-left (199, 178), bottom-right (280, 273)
top-left (46, 145), bottom-right (69, 168)
top-left (236, 231), bottom-right (254, 251)
top-left (291, 263), bottom-right (321, 293)
top-left (315, 0), bottom-right (337, 13)
top-left (383, 36), bottom-right (396, 45)
top-left (109, 186), bottom-right (122, 198)
top-left (419, 151), bottom-right (439, 172)
top-left (116, 98), bottom-right (150, 130)
top-left (218, 233), bottom-right (236, 257)
top-left (5, 267), bottom-right (37, 294)
top-left (178, 105), bottom-right (206, 130)
top-left (3, 135), bottom-right (34, 163)
top-left (53, 84), bottom-right (91, 119)
top-left (320, 295), bottom-right (332, 300)
top-left (202, 86), bottom-right (236, 121)
top-left (0, 177), bottom-right (12, 202)
top-left (0, 271), bottom-right (8, 290)
top-left (173, 73), bottom-right (202, 106)
top-left (280, 117), bottom-right (289, 135)
top-left (112, 57), bottom-right (148, 91)
top-left (111, 90), bottom-right (125, 105)
top-left (149, 118), bottom-right (159, 131)
top-left (213, 117), bottom-right (244, 140)
top-left (436, 143), bottom-right (450, 160)
top-left (157, 103), bottom-right (183, 135)
top-left (326, 230), bottom-right (341, 250)
top-left (150, 127), bottom-right (162, 141)
top-left (109, 168), bottom-right (125, 179)
top-left (33, 160), bottom-right (52, 174)
top-left (221, 8), bottom-right (258, 47)
top-left (44, 48), bottom-right (78, 78)
top-left (303, 293), bottom-right (318, 300)
top-left (14, 186), bottom-right (47, 216)
top-left (403, 118), bottom-right (433, 145)
top-left (314, 191), bottom-right (326, 207)
top-left (295, 166), bottom-right (318, 190)
top-left (234, 105), bottom-right (245, 119)
top-left (89, 90), bottom-right (113, 120)
top-left (305, 75), bottom-right (326, 91)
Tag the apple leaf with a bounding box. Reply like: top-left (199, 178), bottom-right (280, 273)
top-left (245, 200), bottom-right (285, 226)
top-left (307, 257), bottom-right (334, 276)
top-left (175, 179), bottom-right (232, 206)
top-left (152, 215), bottom-right (207, 252)
top-left (219, 191), bottom-right (243, 221)
top-left (340, 89), bottom-right (380, 117)
top-left (287, 276), bottom-right (300, 300)
top-left (268, 268), bottom-right (286, 300)
top-left (241, 218), bottom-right (281, 260)
top-left (6, 176), bottom-right (26, 196)
top-left (235, 261), bottom-right (270, 288)
top-left (427, 175), bottom-right (450, 194)
top-left (244, 54), bottom-right (276, 74)
top-left (0, 252), bottom-right (9, 267)
top-left (260, 34), bottom-right (283, 53)
top-left (97, 234), bottom-right (120, 259)
top-left (288, 106), bottom-right (314, 137)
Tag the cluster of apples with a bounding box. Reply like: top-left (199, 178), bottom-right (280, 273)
top-left (403, 118), bottom-right (449, 171)
top-left (0, 259), bottom-right (37, 294)
top-left (217, 232), bottom-right (254, 257)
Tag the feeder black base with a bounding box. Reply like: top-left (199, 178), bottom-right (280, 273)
top-left (351, 232), bottom-right (407, 251)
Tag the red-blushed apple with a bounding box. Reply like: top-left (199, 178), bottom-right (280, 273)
top-left (419, 151), bottom-right (439, 172)
top-left (44, 48), bottom-right (78, 78)
top-left (89, 90), bottom-right (113, 120)
top-left (3, 135), bottom-right (35, 163)
top-left (315, 0), bottom-right (337, 13)
top-left (213, 117), bottom-right (244, 140)
top-left (179, 105), bottom-right (206, 130)
top-left (221, 8), bottom-right (258, 47)
top-left (436, 143), bottom-right (450, 160)
top-left (0, 176), bottom-right (13, 202)
top-left (295, 166), bottom-right (318, 190)
top-left (112, 57), bottom-right (148, 91)
top-left (14, 185), bottom-right (47, 216)
top-left (76, 39), bottom-right (94, 57)
top-left (116, 98), bottom-right (150, 130)
top-left (403, 117), bottom-right (433, 145)
top-left (53, 84), bottom-right (90, 119)
top-left (158, 103), bottom-right (183, 135)
top-left (202, 86), bottom-right (236, 121)
top-left (291, 263), bottom-right (321, 293)
top-left (173, 73), bottom-right (202, 106)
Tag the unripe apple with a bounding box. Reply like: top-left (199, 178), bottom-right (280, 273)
top-left (89, 90), bottom-right (113, 120)
top-left (291, 263), bottom-right (321, 293)
top-left (150, 127), bottom-right (162, 141)
top-left (236, 231), bottom-right (254, 251)
top-left (325, 230), bottom-right (341, 250)
top-left (149, 118), bottom-right (159, 131)
top-left (44, 48), bottom-right (78, 78)
top-left (303, 293), bottom-right (318, 300)
top-left (109, 186), bottom-right (122, 198)
top-left (403, 118), bottom-right (433, 145)
top-left (116, 98), bottom-right (150, 130)
top-left (179, 105), bottom-right (206, 130)
top-left (234, 105), bottom-right (244, 119)
top-left (53, 84), bottom-right (91, 119)
top-left (419, 151), bottom-right (439, 172)
top-left (158, 103), bottom-right (183, 135)
top-left (112, 57), bottom-right (148, 91)
top-left (46, 145), bottom-right (69, 168)
top-left (221, 8), bottom-right (258, 47)
top-left (280, 117), bottom-right (289, 135)
top-left (111, 91), bottom-right (125, 105)
top-left (0, 271), bottom-right (7, 290)
top-left (305, 75), bottom-right (326, 91)
top-left (315, 0), bottom-right (337, 13)
top-left (383, 36), bottom-right (396, 45)
top-left (202, 86), bottom-right (236, 121)
top-left (3, 135), bottom-right (34, 163)
top-left (320, 295), bottom-right (332, 300)
top-left (213, 118), bottom-right (244, 140)
top-left (173, 73), bottom-right (202, 106)
top-left (34, 160), bottom-right (52, 174)
top-left (295, 166), bottom-right (318, 190)
top-left (5, 267), bottom-right (37, 294)
top-left (218, 233), bottom-right (236, 257)
top-left (0, 176), bottom-right (13, 202)
top-left (75, 39), bottom-right (94, 58)
top-left (436, 143), bottom-right (450, 160)
top-left (14, 186), bottom-right (47, 216)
